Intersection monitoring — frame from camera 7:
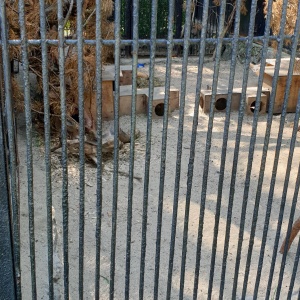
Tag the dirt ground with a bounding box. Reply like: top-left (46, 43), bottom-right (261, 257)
top-left (18, 56), bottom-right (300, 299)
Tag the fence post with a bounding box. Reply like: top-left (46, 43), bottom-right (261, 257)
top-left (0, 101), bottom-right (17, 300)
top-left (0, 11), bottom-right (17, 299)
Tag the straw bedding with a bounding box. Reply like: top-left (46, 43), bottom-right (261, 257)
top-left (6, 0), bottom-right (114, 124)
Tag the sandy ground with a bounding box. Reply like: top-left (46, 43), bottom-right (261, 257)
top-left (18, 56), bottom-right (300, 299)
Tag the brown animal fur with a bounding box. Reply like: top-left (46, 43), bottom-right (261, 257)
top-left (280, 217), bottom-right (300, 254)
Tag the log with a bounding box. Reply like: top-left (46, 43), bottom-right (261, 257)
top-left (51, 119), bottom-right (139, 165)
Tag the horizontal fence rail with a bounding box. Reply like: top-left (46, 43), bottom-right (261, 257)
top-left (1, 35), bottom-right (297, 46)
top-left (0, 0), bottom-right (300, 299)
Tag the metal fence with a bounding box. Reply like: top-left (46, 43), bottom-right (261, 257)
top-left (1, 0), bottom-right (300, 299)
top-left (121, 0), bottom-right (237, 56)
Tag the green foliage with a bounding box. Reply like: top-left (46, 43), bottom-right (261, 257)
top-left (121, 0), bottom-right (169, 39)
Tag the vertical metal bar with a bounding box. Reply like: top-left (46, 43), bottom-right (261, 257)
top-left (137, 0), bottom-right (158, 298)
top-left (39, 0), bottom-right (54, 298)
top-left (237, 0), bottom-right (289, 297)
top-left (230, 0), bottom-right (273, 297)
top-left (18, 0), bottom-right (37, 298)
top-left (94, 0), bottom-right (103, 298)
top-left (156, 0), bottom-right (176, 296)
top-left (144, 2), bottom-right (158, 299)
top-left (169, 0), bottom-right (192, 297)
top-left (0, 99), bottom-right (17, 299)
top-left (57, 0), bottom-right (69, 298)
top-left (203, 3), bottom-right (229, 300)
top-left (139, 0), bottom-right (164, 288)
top-left (288, 235), bottom-right (300, 299)
top-left (76, 0), bottom-right (85, 298)
top-left (204, 0), bottom-right (241, 298)
top-left (169, 0), bottom-right (209, 296)
top-left (124, 0), bottom-right (139, 297)
top-left (110, 0), bottom-right (121, 298)
top-left (276, 134), bottom-right (300, 300)
top-left (192, 0), bottom-right (226, 298)
top-left (0, 4), bottom-right (21, 298)
top-left (253, 0), bottom-right (300, 296)
top-left (218, 4), bottom-right (248, 299)
top-left (179, 1), bottom-right (209, 292)
top-left (153, 0), bottom-right (172, 297)
top-left (138, 0), bottom-right (174, 298)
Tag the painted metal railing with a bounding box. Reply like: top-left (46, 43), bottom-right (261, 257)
top-left (0, 0), bottom-right (300, 299)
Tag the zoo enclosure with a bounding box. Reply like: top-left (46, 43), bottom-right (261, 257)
top-left (121, 0), bottom-right (266, 56)
top-left (0, 0), bottom-right (300, 299)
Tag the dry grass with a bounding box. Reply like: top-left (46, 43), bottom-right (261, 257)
top-left (264, 0), bottom-right (299, 45)
top-left (213, 0), bottom-right (248, 15)
top-left (6, 0), bottom-right (114, 129)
